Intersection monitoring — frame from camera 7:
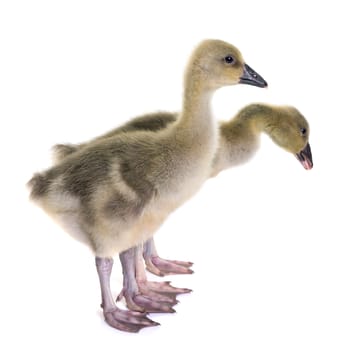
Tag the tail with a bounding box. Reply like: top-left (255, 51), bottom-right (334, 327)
top-left (27, 173), bottom-right (50, 199)
top-left (51, 144), bottom-right (78, 164)
top-left (29, 143), bottom-right (77, 199)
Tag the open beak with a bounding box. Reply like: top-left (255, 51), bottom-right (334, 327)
top-left (239, 63), bottom-right (268, 88)
top-left (296, 143), bottom-right (313, 170)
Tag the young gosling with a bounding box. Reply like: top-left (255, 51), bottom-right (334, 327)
top-left (28, 40), bottom-right (267, 332)
top-left (53, 103), bottom-right (312, 314)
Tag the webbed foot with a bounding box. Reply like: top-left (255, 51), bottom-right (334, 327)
top-left (145, 255), bottom-right (194, 276)
top-left (103, 307), bottom-right (159, 333)
top-left (117, 288), bottom-right (177, 314)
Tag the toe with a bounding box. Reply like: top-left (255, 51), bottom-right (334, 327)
top-left (147, 281), bottom-right (192, 295)
top-left (133, 294), bottom-right (176, 313)
top-left (151, 256), bottom-right (194, 275)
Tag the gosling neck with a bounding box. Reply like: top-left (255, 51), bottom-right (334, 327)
top-left (241, 104), bottom-right (278, 134)
top-left (210, 105), bottom-right (277, 177)
top-left (178, 71), bottom-right (215, 130)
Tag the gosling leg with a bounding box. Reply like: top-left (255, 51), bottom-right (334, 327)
top-left (95, 257), bottom-right (158, 332)
top-left (135, 244), bottom-right (192, 297)
top-left (118, 246), bottom-right (177, 313)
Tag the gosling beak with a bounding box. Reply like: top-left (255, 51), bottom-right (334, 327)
top-left (296, 143), bottom-right (313, 170)
top-left (239, 63), bottom-right (268, 88)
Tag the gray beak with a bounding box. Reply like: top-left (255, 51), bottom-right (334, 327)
top-left (239, 63), bottom-right (268, 88)
top-left (296, 142), bottom-right (313, 170)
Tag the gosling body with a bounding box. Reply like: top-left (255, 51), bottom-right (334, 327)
top-left (28, 39), bottom-right (267, 331)
top-left (56, 103), bottom-right (313, 275)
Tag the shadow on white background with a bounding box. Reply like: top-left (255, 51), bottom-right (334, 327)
top-left (1, 1), bottom-right (349, 349)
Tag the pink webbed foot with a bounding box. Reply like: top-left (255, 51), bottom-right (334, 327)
top-left (143, 238), bottom-right (194, 276)
top-left (119, 247), bottom-right (179, 313)
top-left (141, 280), bottom-right (192, 296)
top-left (137, 280), bottom-right (179, 302)
top-left (103, 307), bottom-right (159, 333)
top-left (95, 256), bottom-right (159, 333)
top-left (117, 284), bottom-right (178, 314)
top-left (145, 255), bottom-right (194, 276)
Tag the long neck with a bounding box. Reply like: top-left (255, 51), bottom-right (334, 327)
top-left (210, 104), bottom-right (276, 176)
top-left (178, 71), bottom-right (214, 130)
top-left (172, 69), bottom-right (217, 163)
top-left (245, 104), bottom-right (278, 134)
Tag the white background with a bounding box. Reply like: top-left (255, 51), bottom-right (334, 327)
top-left (1, 1), bottom-right (349, 349)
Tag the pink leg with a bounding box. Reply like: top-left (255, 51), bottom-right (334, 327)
top-left (95, 257), bottom-right (158, 333)
top-left (118, 246), bottom-right (178, 313)
top-left (143, 238), bottom-right (194, 276)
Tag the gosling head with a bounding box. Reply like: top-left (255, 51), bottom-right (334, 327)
top-left (187, 39), bottom-right (267, 89)
top-left (267, 106), bottom-right (313, 170)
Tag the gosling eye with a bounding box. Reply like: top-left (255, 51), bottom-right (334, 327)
top-left (300, 127), bottom-right (307, 136)
top-left (224, 55), bottom-right (236, 65)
